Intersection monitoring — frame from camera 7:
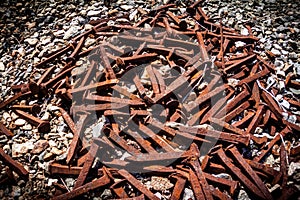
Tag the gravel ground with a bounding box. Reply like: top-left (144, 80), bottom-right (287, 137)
top-left (0, 0), bottom-right (299, 199)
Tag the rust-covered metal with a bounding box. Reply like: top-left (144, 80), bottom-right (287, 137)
top-left (0, 1), bottom-right (298, 199)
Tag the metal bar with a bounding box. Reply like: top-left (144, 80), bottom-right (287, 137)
top-left (226, 146), bottom-right (273, 200)
top-left (190, 159), bottom-right (214, 200)
top-left (212, 147), bottom-right (266, 199)
top-left (254, 127), bottom-right (290, 162)
top-left (118, 169), bottom-right (160, 200)
top-left (170, 175), bottom-right (186, 200)
top-left (0, 122), bottom-right (14, 137)
top-left (125, 129), bottom-right (157, 153)
top-left (189, 168), bottom-right (205, 200)
top-left (51, 169), bottom-right (110, 200)
top-left (49, 163), bottom-right (82, 175)
top-left (222, 100), bottom-right (251, 123)
top-left (138, 122), bottom-right (175, 152)
top-left (14, 109), bottom-right (50, 133)
top-left (99, 44), bottom-right (116, 79)
top-left (0, 147), bottom-right (29, 179)
top-left (74, 142), bottom-right (99, 188)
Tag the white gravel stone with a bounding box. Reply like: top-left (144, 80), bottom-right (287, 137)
top-left (281, 50), bottom-right (289, 55)
top-left (265, 30), bottom-right (272, 35)
top-left (41, 36), bottom-right (52, 45)
top-left (235, 41), bottom-right (246, 48)
top-left (287, 115), bottom-right (297, 124)
top-left (31, 140), bottom-right (49, 154)
top-left (80, 10), bottom-right (87, 16)
top-left (63, 26), bottom-right (80, 40)
top-left (120, 5), bottom-right (133, 10)
top-left (183, 188), bottom-right (195, 200)
top-left (238, 189), bottom-right (250, 200)
top-left (3, 144), bottom-right (10, 152)
top-left (236, 13), bottom-right (243, 20)
top-left (84, 24), bottom-right (93, 30)
top-left (50, 147), bottom-right (63, 155)
top-left (288, 52), bottom-right (298, 59)
top-left (48, 105), bottom-right (60, 112)
top-left (41, 112), bottom-right (51, 120)
top-left (12, 186), bottom-right (21, 197)
top-left (87, 10), bottom-right (101, 16)
top-left (92, 122), bottom-right (104, 138)
top-left (276, 70), bottom-right (285, 77)
top-left (48, 140), bottom-right (57, 147)
top-left (65, 133), bottom-right (73, 139)
top-left (84, 38), bottom-right (96, 47)
top-left (0, 62), bottom-right (5, 71)
top-left (12, 143), bottom-right (31, 157)
top-left (47, 178), bottom-right (58, 186)
top-left (53, 30), bottom-right (65, 37)
top-left (186, 91), bottom-right (197, 102)
top-left (63, 178), bottom-right (75, 188)
top-left (129, 9), bottom-right (138, 21)
top-left (213, 173), bottom-right (232, 180)
top-left (22, 124), bottom-right (32, 130)
top-left (44, 152), bottom-right (54, 161)
top-left (14, 118), bottom-right (26, 126)
top-left (240, 27), bottom-right (249, 35)
top-left (280, 99), bottom-right (290, 109)
top-left (127, 85), bottom-right (137, 93)
top-left (120, 152), bottom-right (131, 160)
top-left (0, 135), bottom-right (8, 144)
top-left (271, 48), bottom-right (281, 56)
top-left (273, 43), bottom-right (282, 50)
top-left (3, 112), bottom-right (10, 120)
top-left (24, 38), bottom-right (39, 46)
top-left (288, 162), bottom-right (300, 176)
top-left (154, 192), bottom-right (162, 199)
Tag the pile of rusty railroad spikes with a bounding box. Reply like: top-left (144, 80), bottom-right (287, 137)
top-left (0, 1), bottom-right (299, 200)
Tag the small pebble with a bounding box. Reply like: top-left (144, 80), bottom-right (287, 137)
top-left (120, 5), bottom-right (134, 11)
top-left (24, 38), bottom-right (39, 46)
top-left (183, 188), bottom-right (195, 200)
top-left (50, 147), bottom-right (63, 155)
top-left (14, 118), bottom-right (26, 126)
top-left (0, 62), bottom-right (5, 71)
top-left (87, 10), bottom-right (101, 17)
top-left (31, 140), bottom-right (49, 154)
top-left (270, 48), bottom-right (281, 56)
top-left (22, 124), bottom-right (32, 131)
top-left (43, 152), bottom-right (54, 161)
